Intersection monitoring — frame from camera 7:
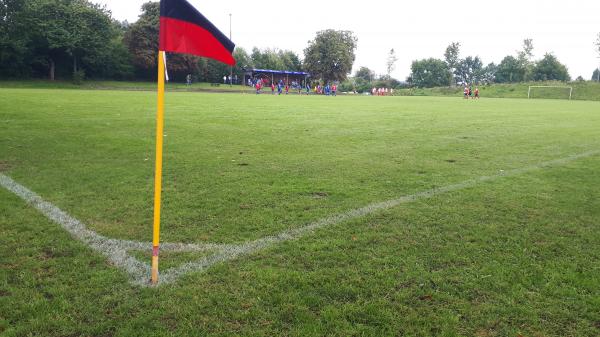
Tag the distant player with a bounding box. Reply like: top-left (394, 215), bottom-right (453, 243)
top-left (271, 83), bottom-right (275, 95)
top-left (464, 86), bottom-right (468, 99)
top-left (331, 84), bottom-right (337, 96)
top-left (474, 87), bottom-right (480, 99)
top-left (255, 81), bottom-right (261, 94)
top-left (285, 84), bottom-right (289, 95)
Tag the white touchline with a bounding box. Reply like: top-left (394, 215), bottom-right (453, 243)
top-left (1, 149), bottom-right (598, 286)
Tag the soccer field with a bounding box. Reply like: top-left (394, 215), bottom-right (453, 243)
top-left (1, 89), bottom-right (600, 336)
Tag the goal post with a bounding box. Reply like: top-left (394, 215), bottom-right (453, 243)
top-left (528, 86), bottom-right (573, 100)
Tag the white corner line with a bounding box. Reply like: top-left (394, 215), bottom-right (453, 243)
top-left (1, 149), bottom-right (598, 286)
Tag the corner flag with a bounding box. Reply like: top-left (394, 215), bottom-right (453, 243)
top-left (159, 0), bottom-right (236, 65)
top-left (152, 0), bottom-right (235, 285)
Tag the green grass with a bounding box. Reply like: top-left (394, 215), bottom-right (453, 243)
top-left (0, 79), bottom-right (252, 92)
top-left (1, 88), bottom-right (600, 336)
top-left (396, 81), bottom-right (600, 101)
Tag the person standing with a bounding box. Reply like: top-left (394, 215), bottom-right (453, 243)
top-left (255, 81), bottom-right (261, 94)
top-left (271, 82), bottom-right (275, 95)
top-left (331, 83), bottom-right (337, 96)
top-left (474, 87), bottom-right (480, 99)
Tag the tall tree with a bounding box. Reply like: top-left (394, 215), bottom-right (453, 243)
top-left (444, 42), bottom-right (460, 85)
top-left (278, 50), bottom-right (302, 71)
top-left (594, 33), bottom-right (600, 82)
top-left (354, 66), bottom-right (375, 82)
top-left (495, 55), bottom-right (525, 83)
top-left (124, 1), bottom-right (203, 81)
top-left (0, 0), bottom-right (30, 77)
top-left (409, 58), bottom-right (450, 88)
top-left (386, 48), bottom-right (398, 79)
top-left (303, 29), bottom-right (357, 83)
top-left (251, 48), bottom-right (284, 70)
top-left (517, 38), bottom-right (535, 80)
top-left (455, 56), bottom-right (483, 85)
top-left (481, 63), bottom-right (497, 84)
top-left (532, 53), bottom-right (570, 81)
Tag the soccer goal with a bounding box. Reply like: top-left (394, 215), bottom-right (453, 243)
top-left (528, 86), bottom-right (573, 100)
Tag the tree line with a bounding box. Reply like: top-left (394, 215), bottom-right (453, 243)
top-left (0, 0), bottom-right (358, 84)
top-left (408, 40), bottom-right (578, 88)
top-left (2, 0), bottom-right (598, 88)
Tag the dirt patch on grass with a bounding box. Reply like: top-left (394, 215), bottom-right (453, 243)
top-left (311, 191), bottom-right (329, 199)
top-left (0, 161), bottom-right (13, 171)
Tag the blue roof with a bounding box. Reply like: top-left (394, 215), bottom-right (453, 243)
top-left (250, 68), bottom-right (309, 76)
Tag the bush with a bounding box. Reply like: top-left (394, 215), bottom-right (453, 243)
top-left (72, 70), bottom-right (86, 85)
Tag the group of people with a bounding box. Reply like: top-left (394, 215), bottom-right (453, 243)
top-left (252, 78), bottom-right (340, 96)
top-left (314, 83), bottom-right (337, 96)
top-left (464, 86), bottom-right (480, 99)
top-left (372, 87), bottom-right (394, 96)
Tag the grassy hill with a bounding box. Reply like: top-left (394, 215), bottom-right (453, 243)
top-left (395, 81), bottom-right (600, 101)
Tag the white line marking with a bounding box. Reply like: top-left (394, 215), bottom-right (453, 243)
top-left (1, 150), bottom-right (597, 286)
top-left (0, 174), bottom-right (227, 285)
top-left (160, 150), bottom-right (599, 285)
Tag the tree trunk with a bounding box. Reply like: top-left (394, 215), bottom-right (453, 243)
top-left (49, 59), bottom-right (55, 81)
top-left (73, 56), bottom-right (77, 73)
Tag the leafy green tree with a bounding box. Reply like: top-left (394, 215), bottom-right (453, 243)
top-left (124, 1), bottom-right (204, 81)
top-left (444, 42), bottom-right (460, 85)
top-left (532, 53), bottom-right (570, 81)
top-left (495, 55), bottom-right (525, 83)
top-left (0, 0), bottom-right (32, 77)
top-left (455, 56), bottom-right (483, 84)
top-left (409, 58), bottom-right (450, 88)
top-left (231, 47), bottom-right (252, 81)
top-left (517, 38), bottom-right (534, 80)
top-left (123, 2), bottom-right (159, 79)
top-left (278, 50), bottom-right (302, 71)
top-left (386, 48), bottom-right (397, 78)
top-left (303, 29), bottom-right (357, 83)
top-left (481, 62), bottom-right (497, 84)
top-left (594, 33), bottom-right (600, 82)
top-left (593, 69), bottom-right (599, 82)
top-left (20, 0), bottom-right (115, 80)
top-left (251, 48), bottom-right (284, 70)
top-left (354, 66), bottom-right (375, 82)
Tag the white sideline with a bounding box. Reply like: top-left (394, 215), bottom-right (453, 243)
top-left (1, 150), bottom-right (598, 286)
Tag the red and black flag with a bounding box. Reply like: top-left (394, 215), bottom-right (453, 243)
top-left (159, 0), bottom-right (236, 65)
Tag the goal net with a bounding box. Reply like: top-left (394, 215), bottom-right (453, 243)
top-left (528, 86), bottom-right (573, 100)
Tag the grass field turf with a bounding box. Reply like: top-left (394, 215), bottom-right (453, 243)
top-left (1, 88), bottom-right (600, 336)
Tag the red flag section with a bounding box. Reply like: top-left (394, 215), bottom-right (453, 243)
top-left (159, 0), bottom-right (236, 65)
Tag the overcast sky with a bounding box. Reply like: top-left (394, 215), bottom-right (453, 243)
top-left (92, 0), bottom-right (600, 80)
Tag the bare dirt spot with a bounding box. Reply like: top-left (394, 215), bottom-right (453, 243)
top-left (311, 192), bottom-right (329, 198)
top-left (0, 161), bottom-right (12, 172)
top-left (445, 159), bottom-right (457, 163)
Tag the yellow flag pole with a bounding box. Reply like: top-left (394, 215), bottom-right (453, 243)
top-left (151, 50), bottom-right (166, 285)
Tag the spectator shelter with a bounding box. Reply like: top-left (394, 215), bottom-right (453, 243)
top-left (244, 69), bottom-right (310, 88)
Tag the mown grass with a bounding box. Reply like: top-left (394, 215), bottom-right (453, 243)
top-left (0, 79), bottom-right (251, 92)
top-left (1, 88), bottom-right (600, 336)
